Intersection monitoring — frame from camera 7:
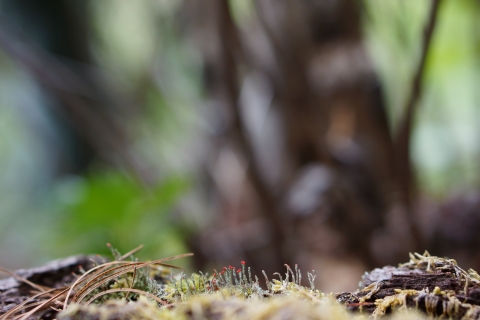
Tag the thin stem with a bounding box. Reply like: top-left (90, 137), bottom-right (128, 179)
top-left (395, 0), bottom-right (442, 249)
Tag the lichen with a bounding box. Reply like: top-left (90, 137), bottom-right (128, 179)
top-left (13, 249), bottom-right (480, 320)
top-left (57, 260), bottom-right (336, 320)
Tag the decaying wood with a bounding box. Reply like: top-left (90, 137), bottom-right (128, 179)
top-left (0, 255), bottom-right (101, 320)
top-left (336, 252), bottom-right (480, 319)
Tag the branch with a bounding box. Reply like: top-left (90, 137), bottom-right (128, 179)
top-left (215, 0), bottom-right (289, 266)
top-left (395, 0), bottom-right (442, 248)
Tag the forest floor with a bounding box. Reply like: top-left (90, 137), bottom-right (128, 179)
top-left (1, 250), bottom-right (480, 320)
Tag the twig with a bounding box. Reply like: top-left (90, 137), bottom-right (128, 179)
top-left (215, 0), bottom-right (289, 267)
top-left (0, 267), bottom-right (49, 292)
top-left (395, 0), bottom-right (443, 249)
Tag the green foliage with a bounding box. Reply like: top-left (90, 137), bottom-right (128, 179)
top-left (49, 171), bottom-right (191, 266)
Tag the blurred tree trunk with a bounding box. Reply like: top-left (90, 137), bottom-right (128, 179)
top-left (184, 0), bottom-right (410, 281)
top-left (0, 0), bottom-right (148, 182)
top-left (0, 0), bottom-right (94, 174)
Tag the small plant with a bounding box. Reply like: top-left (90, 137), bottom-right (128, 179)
top-left (7, 249), bottom-right (480, 319)
top-left (0, 244), bottom-right (324, 320)
top-left (0, 244), bottom-right (192, 320)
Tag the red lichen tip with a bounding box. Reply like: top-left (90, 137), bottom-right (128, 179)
top-left (241, 261), bottom-right (246, 265)
top-left (237, 269), bottom-right (241, 273)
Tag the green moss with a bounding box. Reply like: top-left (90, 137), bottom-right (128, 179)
top-left (58, 251), bottom-right (480, 320)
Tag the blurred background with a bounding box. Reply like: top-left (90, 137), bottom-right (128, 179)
top-left (1, 0), bottom-right (480, 292)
